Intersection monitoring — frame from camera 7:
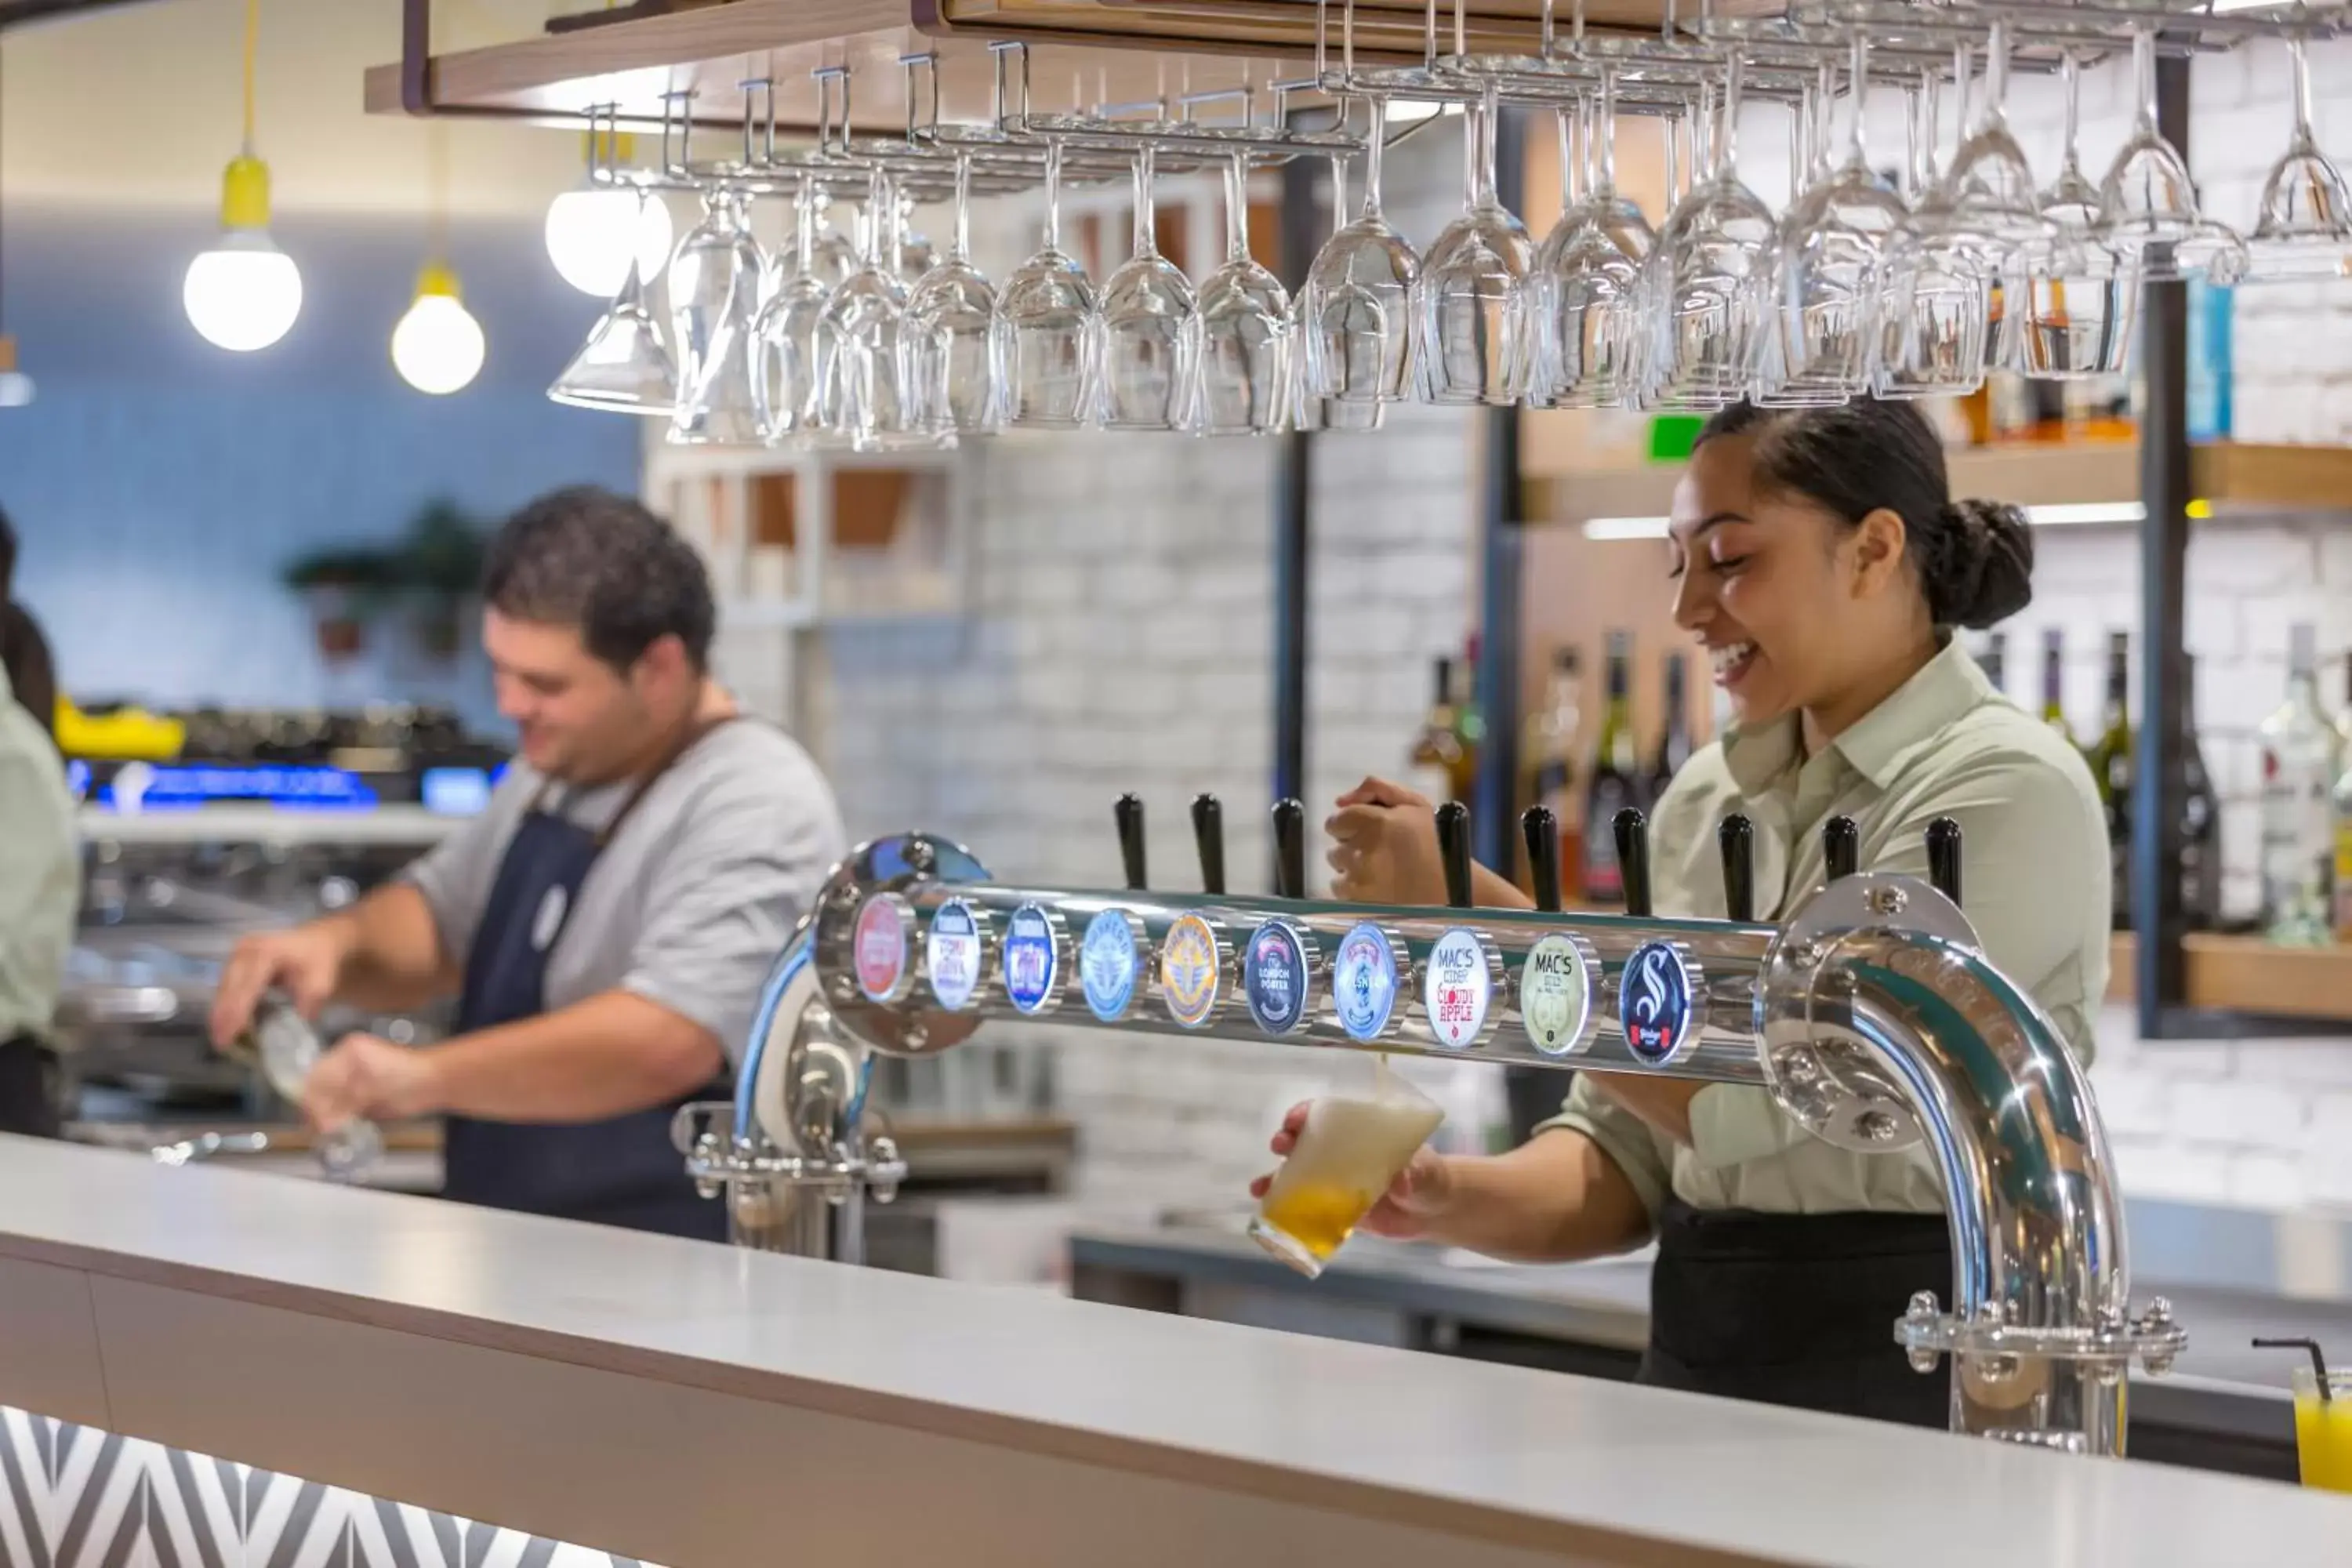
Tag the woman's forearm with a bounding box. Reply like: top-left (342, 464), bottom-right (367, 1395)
top-left (1420, 1129), bottom-right (1652, 1263)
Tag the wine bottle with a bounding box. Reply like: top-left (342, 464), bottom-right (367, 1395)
top-left (1409, 655), bottom-right (1461, 805)
top-left (2180, 657), bottom-right (2221, 933)
top-left (1450, 636), bottom-right (1486, 807)
top-left (2040, 628), bottom-right (2072, 744)
top-left (1644, 651), bottom-right (1694, 808)
top-left (1581, 631), bottom-right (1639, 904)
top-left (1520, 647), bottom-right (1584, 895)
top-left (2085, 632), bottom-right (2132, 931)
top-left (2260, 624), bottom-right (2343, 946)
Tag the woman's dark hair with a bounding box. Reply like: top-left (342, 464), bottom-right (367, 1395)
top-left (482, 485), bottom-right (716, 673)
top-left (0, 506), bottom-right (56, 739)
top-left (1695, 398), bottom-right (2034, 630)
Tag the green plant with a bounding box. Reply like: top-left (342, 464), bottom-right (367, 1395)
top-left (400, 499), bottom-right (486, 599)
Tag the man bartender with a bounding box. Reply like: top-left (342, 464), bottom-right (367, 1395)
top-left (209, 486), bottom-right (848, 1240)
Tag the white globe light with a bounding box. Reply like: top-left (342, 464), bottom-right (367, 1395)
top-left (390, 278), bottom-right (486, 397)
top-left (544, 186), bottom-right (673, 297)
top-left (182, 234), bottom-right (303, 353)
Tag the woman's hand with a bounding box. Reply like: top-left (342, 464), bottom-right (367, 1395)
top-left (1324, 777), bottom-right (1448, 906)
top-left (1248, 1102), bottom-right (1454, 1242)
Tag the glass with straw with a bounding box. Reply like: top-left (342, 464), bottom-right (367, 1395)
top-left (2256, 1338), bottom-right (2352, 1493)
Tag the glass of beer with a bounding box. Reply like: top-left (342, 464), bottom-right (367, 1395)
top-left (2293, 1368), bottom-right (2352, 1493)
top-left (1249, 1066), bottom-right (1443, 1279)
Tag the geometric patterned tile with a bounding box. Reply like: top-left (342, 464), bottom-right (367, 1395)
top-left (0, 1408), bottom-right (662, 1568)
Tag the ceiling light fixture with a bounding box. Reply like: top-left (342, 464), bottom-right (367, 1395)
top-left (392, 122), bottom-right (485, 396)
top-left (544, 125), bottom-right (673, 297)
top-left (182, 0), bottom-right (302, 353)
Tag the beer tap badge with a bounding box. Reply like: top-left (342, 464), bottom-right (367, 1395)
top-left (1621, 940), bottom-right (1699, 1065)
top-left (851, 892), bottom-right (913, 1004)
top-left (1080, 909), bottom-right (1142, 1022)
top-left (1422, 928), bottom-right (1492, 1049)
top-left (1001, 902), bottom-right (1059, 1014)
top-left (1519, 934), bottom-right (1595, 1055)
top-left (1243, 921), bottom-right (1311, 1035)
top-left (1160, 914), bottom-right (1223, 1029)
top-left (1333, 922), bottom-right (1401, 1043)
top-left (926, 898), bottom-right (984, 1012)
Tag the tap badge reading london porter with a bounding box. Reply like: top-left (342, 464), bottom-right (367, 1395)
top-left (1080, 909), bottom-right (1141, 1022)
top-left (1243, 922), bottom-right (1310, 1035)
top-left (1001, 902), bottom-right (1058, 1015)
top-left (1621, 940), bottom-right (1696, 1065)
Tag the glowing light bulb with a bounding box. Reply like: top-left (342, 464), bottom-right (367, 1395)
top-left (544, 185), bottom-right (673, 297)
top-left (390, 263), bottom-right (486, 395)
top-left (183, 156), bottom-right (303, 353)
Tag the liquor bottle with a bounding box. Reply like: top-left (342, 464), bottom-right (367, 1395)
top-left (2040, 628), bottom-right (2072, 744)
top-left (2333, 754), bottom-right (2352, 942)
top-left (1450, 635), bottom-right (1487, 807)
top-left (2084, 632), bottom-right (2132, 931)
top-left (2180, 657), bottom-right (2222, 933)
top-left (1581, 631), bottom-right (1639, 903)
top-left (2259, 624), bottom-right (2343, 946)
top-left (1980, 630), bottom-right (2007, 698)
top-left (1644, 651), bottom-right (1694, 808)
top-left (1520, 646), bottom-right (1584, 894)
top-left (1409, 656), bottom-right (1461, 805)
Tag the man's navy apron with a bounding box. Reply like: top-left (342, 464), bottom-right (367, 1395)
top-left (441, 722), bottom-right (732, 1242)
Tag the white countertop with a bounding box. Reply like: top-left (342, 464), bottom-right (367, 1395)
top-left (1, 1137), bottom-right (2346, 1567)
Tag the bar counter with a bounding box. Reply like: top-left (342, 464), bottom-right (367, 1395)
top-left (0, 1138), bottom-right (2345, 1567)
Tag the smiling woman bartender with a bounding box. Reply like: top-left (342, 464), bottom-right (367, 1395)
top-left (210, 487), bottom-right (848, 1240)
top-left (1279, 397), bottom-right (2110, 1427)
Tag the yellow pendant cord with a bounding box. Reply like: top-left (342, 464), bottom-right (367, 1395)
top-left (241, 0), bottom-right (259, 155)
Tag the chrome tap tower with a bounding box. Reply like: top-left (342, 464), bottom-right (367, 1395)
top-left (691, 799), bottom-right (2182, 1457)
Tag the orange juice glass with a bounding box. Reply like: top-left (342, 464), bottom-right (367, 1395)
top-left (1250, 1075), bottom-right (1443, 1279)
top-left (2293, 1369), bottom-right (2352, 1493)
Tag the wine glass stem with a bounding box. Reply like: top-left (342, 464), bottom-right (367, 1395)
top-left (1599, 65), bottom-right (1618, 194)
top-left (1225, 149), bottom-right (1248, 263)
top-left (1846, 31), bottom-right (1868, 167)
top-left (865, 165), bottom-right (887, 267)
top-left (952, 150), bottom-right (973, 263)
top-left (2061, 51), bottom-right (2081, 165)
top-left (1327, 151), bottom-right (1349, 241)
top-left (796, 177), bottom-right (816, 275)
top-left (2134, 26), bottom-right (2157, 136)
top-left (1044, 136), bottom-right (1065, 252)
top-left (1555, 106), bottom-right (1576, 212)
top-left (1132, 144), bottom-right (1157, 259)
top-left (1363, 96), bottom-right (1388, 220)
top-left (2293, 34), bottom-right (2317, 145)
top-left (1984, 18), bottom-right (2010, 129)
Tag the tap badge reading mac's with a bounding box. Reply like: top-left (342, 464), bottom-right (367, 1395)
top-left (1001, 902), bottom-right (1058, 1015)
top-left (1422, 928), bottom-right (1490, 1049)
top-left (1080, 909), bottom-right (1141, 1022)
top-left (1519, 934), bottom-right (1594, 1055)
top-left (1243, 921), bottom-right (1310, 1035)
top-left (1160, 914), bottom-right (1222, 1029)
top-left (1621, 940), bottom-right (1697, 1065)
top-left (925, 898), bottom-right (982, 1012)
top-left (1332, 922), bottom-right (1399, 1043)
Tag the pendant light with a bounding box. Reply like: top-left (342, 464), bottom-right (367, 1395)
top-left (0, 36), bottom-right (29, 408)
top-left (182, 0), bottom-right (302, 353)
top-left (391, 121), bottom-right (485, 396)
top-left (544, 122), bottom-right (672, 298)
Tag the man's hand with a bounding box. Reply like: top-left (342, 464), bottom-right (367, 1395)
top-left (1324, 777), bottom-right (1449, 906)
top-left (209, 922), bottom-right (353, 1047)
top-left (302, 1033), bottom-right (442, 1132)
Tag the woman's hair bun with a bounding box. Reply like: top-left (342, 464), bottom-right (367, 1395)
top-left (1927, 497), bottom-right (2034, 629)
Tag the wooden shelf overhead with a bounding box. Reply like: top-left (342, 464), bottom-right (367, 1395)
top-left (2107, 933), bottom-right (2352, 1025)
top-left (368, 0), bottom-right (1778, 131)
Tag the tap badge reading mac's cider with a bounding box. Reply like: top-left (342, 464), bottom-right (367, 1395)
top-left (1519, 933), bottom-right (1595, 1054)
top-left (1243, 921), bottom-right (1310, 1034)
top-left (1621, 940), bottom-right (1698, 1065)
top-left (1421, 928), bottom-right (1491, 1048)
top-left (1160, 914), bottom-right (1222, 1028)
top-left (925, 898), bottom-right (983, 1011)
top-left (1001, 902), bottom-right (1059, 1014)
top-left (1080, 909), bottom-right (1142, 1021)
top-left (1332, 923), bottom-right (1400, 1042)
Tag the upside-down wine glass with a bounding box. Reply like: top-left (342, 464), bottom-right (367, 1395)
top-left (2021, 51), bottom-right (2136, 379)
top-left (998, 136), bottom-right (1098, 428)
top-left (1642, 56), bottom-right (1773, 410)
top-left (667, 184), bottom-right (769, 445)
top-left (1772, 35), bottom-right (1908, 402)
top-left (753, 176), bottom-right (844, 445)
top-left (1197, 145), bottom-right (1294, 434)
top-left (903, 147), bottom-right (1002, 436)
top-left (1417, 85), bottom-right (1534, 405)
top-left (2100, 24), bottom-right (2248, 285)
top-left (549, 188), bottom-right (681, 416)
top-left (1531, 70), bottom-right (1653, 411)
top-left (1876, 64), bottom-right (1991, 399)
top-left (2249, 31), bottom-right (2352, 280)
top-left (1303, 95), bottom-right (1420, 408)
top-left (1097, 143), bottom-right (1200, 431)
top-left (819, 165), bottom-right (926, 451)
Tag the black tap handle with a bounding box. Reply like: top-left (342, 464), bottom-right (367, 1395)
top-left (1926, 816), bottom-right (1963, 908)
top-left (1191, 793), bottom-right (1226, 895)
top-left (1272, 798), bottom-right (1306, 898)
top-left (1436, 801), bottom-right (1473, 909)
top-left (1718, 814), bottom-right (1755, 924)
top-left (1823, 815), bottom-right (1860, 883)
top-left (1521, 807), bottom-right (1563, 913)
top-left (1613, 807), bottom-right (1652, 918)
top-left (1115, 793), bottom-right (1148, 891)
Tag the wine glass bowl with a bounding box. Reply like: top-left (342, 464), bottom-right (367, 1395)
top-left (1416, 93), bottom-right (1534, 406)
top-left (667, 186), bottom-right (769, 445)
top-left (998, 138), bottom-right (1098, 429)
top-left (1097, 146), bottom-right (1201, 432)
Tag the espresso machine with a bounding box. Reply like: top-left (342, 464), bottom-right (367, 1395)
top-left (684, 794), bottom-right (2185, 1457)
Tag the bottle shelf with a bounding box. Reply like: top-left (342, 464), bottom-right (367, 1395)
top-left (2107, 932), bottom-right (2352, 1025)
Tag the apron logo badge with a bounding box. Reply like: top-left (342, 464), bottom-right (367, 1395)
top-left (531, 886), bottom-right (569, 953)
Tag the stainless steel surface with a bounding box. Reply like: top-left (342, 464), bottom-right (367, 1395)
top-left (745, 830), bottom-right (2183, 1458)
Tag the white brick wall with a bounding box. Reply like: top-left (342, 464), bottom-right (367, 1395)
top-left (804, 50), bottom-right (2352, 1227)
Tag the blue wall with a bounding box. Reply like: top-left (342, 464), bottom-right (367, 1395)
top-left (0, 206), bottom-right (642, 735)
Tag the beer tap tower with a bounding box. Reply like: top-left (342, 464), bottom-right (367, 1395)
top-left (684, 800), bottom-right (2183, 1457)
